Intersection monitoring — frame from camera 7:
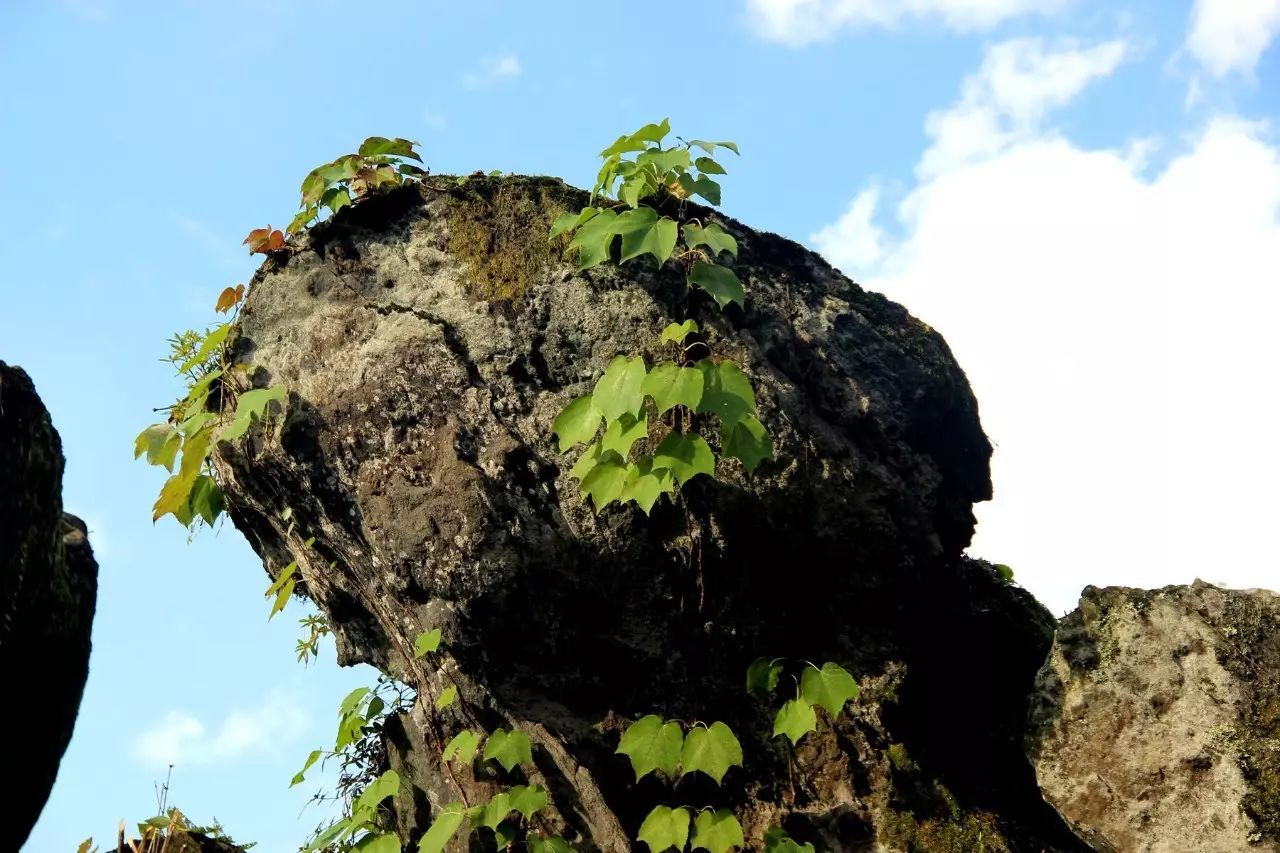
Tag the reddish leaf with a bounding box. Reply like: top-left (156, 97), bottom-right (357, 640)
top-left (243, 226), bottom-right (285, 255)
top-left (215, 284), bottom-right (245, 314)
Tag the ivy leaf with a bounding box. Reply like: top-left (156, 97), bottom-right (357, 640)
top-left (187, 474), bottom-right (224, 526)
top-left (215, 284), bottom-right (245, 314)
top-left (652, 433), bottom-right (715, 485)
top-left (435, 685), bottom-right (458, 710)
top-left (417, 803), bottom-right (466, 853)
top-left (600, 119), bottom-right (670, 157)
top-left (287, 206), bottom-right (316, 236)
top-left (678, 174), bottom-right (722, 206)
top-left (763, 828), bottom-right (815, 853)
top-left (688, 140), bottom-right (740, 156)
top-left (642, 362), bottom-right (705, 415)
top-left (773, 699), bottom-right (817, 746)
top-left (580, 453), bottom-right (629, 511)
top-left (568, 208), bottom-right (619, 270)
top-left (508, 784), bottom-right (549, 820)
top-left (483, 728), bottom-right (533, 772)
top-left (692, 810), bottom-right (744, 853)
top-left (660, 320), bottom-right (699, 345)
top-left (694, 156), bottom-right (727, 175)
top-left (243, 226), bottom-right (285, 255)
top-left (414, 628), bottom-right (442, 657)
top-left (592, 356), bottom-right (647, 421)
top-left (358, 136), bottom-right (422, 161)
top-left (219, 385), bottom-right (288, 441)
top-left (569, 441), bottom-right (610, 482)
top-left (301, 171), bottom-right (328, 206)
top-left (688, 262), bottom-right (745, 310)
top-left (601, 412), bottom-right (647, 459)
top-left (494, 822), bottom-right (518, 851)
top-left (480, 793), bottom-right (513, 830)
top-left (636, 146), bottom-right (691, 176)
top-left (321, 185), bottom-right (352, 215)
top-left (443, 730), bottom-right (482, 765)
top-left (553, 394), bottom-right (603, 452)
top-left (620, 458), bottom-right (676, 515)
top-left (746, 657), bottom-right (783, 697)
top-left (800, 663), bottom-right (859, 717)
top-left (177, 323), bottom-right (232, 373)
top-left (339, 687), bottom-right (370, 715)
top-left (528, 837), bottom-right (575, 853)
top-left (680, 722), bottom-right (742, 784)
top-left (290, 749), bottom-right (323, 787)
top-left (361, 834), bottom-right (401, 853)
top-left (994, 563), bottom-right (1015, 582)
top-left (723, 415), bottom-right (773, 473)
top-left (549, 207), bottom-right (600, 240)
top-left (616, 715), bottom-right (683, 781)
top-left (682, 223), bottom-right (738, 258)
top-left (615, 208), bottom-right (678, 266)
top-left (135, 424), bottom-right (180, 470)
top-left (351, 769), bottom-right (400, 822)
top-left (696, 361), bottom-right (755, 426)
top-left (638, 806), bottom-right (691, 853)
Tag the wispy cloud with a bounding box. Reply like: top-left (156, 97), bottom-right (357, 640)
top-left (1184, 0), bottom-right (1280, 78)
top-left (745, 0), bottom-right (1069, 46)
top-left (133, 690), bottom-right (307, 768)
top-left (462, 53), bottom-right (522, 90)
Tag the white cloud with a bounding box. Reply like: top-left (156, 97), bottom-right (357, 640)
top-left (746, 0), bottom-right (1070, 45)
top-left (1185, 0), bottom-right (1280, 77)
top-left (462, 54), bottom-right (522, 90)
top-left (812, 39), bottom-right (1280, 614)
top-left (134, 690), bottom-right (307, 768)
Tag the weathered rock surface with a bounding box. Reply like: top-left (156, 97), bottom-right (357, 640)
top-left (1027, 581), bottom-right (1280, 852)
top-left (214, 177), bottom-right (1085, 850)
top-left (0, 362), bottom-right (99, 849)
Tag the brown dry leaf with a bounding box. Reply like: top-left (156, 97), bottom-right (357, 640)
top-left (214, 283), bottom-right (245, 314)
top-left (243, 226), bottom-right (285, 255)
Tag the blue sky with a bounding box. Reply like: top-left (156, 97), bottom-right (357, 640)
top-left (3, 0), bottom-right (1277, 850)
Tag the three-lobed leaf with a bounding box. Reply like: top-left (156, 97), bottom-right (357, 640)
top-left (508, 784), bottom-right (549, 820)
top-left (682, 223), bottom-right (738, 258)
top-left (660, 320), bottom-right (699, 345)
top-left (773, 699), bottom-right (817, 746)
top-left (652, 432), bottom-right (716, 485)
top-left (568, 208), bottom-right (619, 270)
top-left (688, 262), bottom-right (745, 309)
top-left (483, 728), bottom-right (533, 772)
top-left (616, 715), bottom-right (684, 781)
top-left (553, 394), bottom-right (603, 452)
top-left (696, 361), bottom-right (755, 426)
top-left (601, 412), bottom-right (647, 459)
top-left (680, 722), bottom-right (742, 785)
top-left (692, 810), bottom-right (744, 853)
top-left (763, 828), bottom-right (815, 853)
top-left (443, 730), bottom-right (482, 765)
top-left (642, 362), bottom-right (704, 415)
top-left (616, 208), bottom-right (678, 265)
top-left (417, 804), bottom-right (465, 853)
top-left (414, 628), bottom-right (442, 657)
top-left (638, 806), bottom-right (691, 853)
top-left (220, 385), bottom-right (288, 442)
top-left (619, 458), bottom-right (675, 514)
top-left (746, 657), bottom-right (784, 697)
top-left (528, 837), bottom-right (575, 853)
top-left (723, 415), bottom-right (773, 473)
top-left (800, 662), bottom-right (859, 717)
top-left (580, 452), bottom-right (629, 511)
top-left (593, 356), bottom-right (647, 421)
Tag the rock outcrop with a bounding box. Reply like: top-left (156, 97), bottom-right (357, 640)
top-left (214, 177), bottom-right (1086, 850)
top-left (1027, 581), bottom-right (1280, 852)
top-left (0, 362), bottom-right (99, 848)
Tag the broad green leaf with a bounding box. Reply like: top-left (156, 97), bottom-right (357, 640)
top-left (443, 730), bottom-right (482, 764)
top-left (694, 156), bottom-right (727, 175)
top-left (773, 699), bottom-right (817, 746)
top-left (553, 394), bottom-right (602, 452)
top-left (723, 415), bottom-right (773, 473)
top-left (652, 432), bottom-right (715, 485)
top-left (340, 687), bottom-right (370, 715)
top-left (696, 361), bottom-right (755, 426)
top-left (567, 208), bottom-right (619, 270)
top-left (642, 362), bottom-right (704, 415)
top-left (152, 468), bottom-right (200, 523)
top-left (692, 810), bottom-right (744, 853)
top-left (600, 119), bottom-right (671, 157)
top-left (135, 424), bottom-right (180, 470)
top-left (359, 136), bottom-right (422, 161)
top-left (334, 710), bottom-right (363, 751)
top-left (746, 657), bottom-right (783, 697)
top-left (178, 323), bottom-right (232, 374)
top-left (689, 176), bottom-right (721, 206)
top-left (620, 458), bottom-right (676, 514)
top-left (615, 208), bottom-right (678, 265)
top-left (660, 320), bottom-right (699, 345)
top-left (682, 223), bottom-right (738, 258)
top-left (288, 205), bottom-right (316, 236)
top-left (680, 722), bottom-right (742, 785)
top-left (187, 474), bottom-right (224, 526)
top-left (414, 628), bottom-right (442, 657)
top-left (638, 805), bottom-right (691, 853)
top-left (620, 174), bottom-right (650, 209)
top-left (220, 385), bottom-right (288, 441)
top-left (528, 837), bottom-right (575, 853)
top-left (291, 749), bottom-right (323, 787)
top-left (549, 207), bottom-right (600, 240)
top-left (688, 262), bottom-right (745, 309)
top-left (688, 140), bottom-right (740, 156)
top-left (435, 685), bottom-right (458, 710)
top-left (592, 355), bottom-right (647, 421)
top-left (479, 793), bottom-right (513, 830)
top-left (359, 833), bottom-right (401, 853)
top-left (321, 185), bottom-right (352, 214)
top-left (616, 715), bottom-right (683, 781)
top-left (763, 828), bottom-right (815, 853)
top-left (494, 822), bottom-right (518, 850)
top-left (417, 804), bottom-right (465, 853)
top-left (508, 784), bottom-right (549, 820)
top-left (304, 819), bottom-right (349, 853)
top-left (178, 367), bottom-right (225, 417)
top-left (351, 769), bottom-right (400, 821)
top-left (301, 171), bottom-right (328, 205)
top-left (637, 146), bottom-right (692, 177)
top-left (483, 728), bottom-right (533, 771)
top-left (580, 453), bottom-right (629, 511)
top-left (800, 662), bottom-right (859, 717)
top-left (317, 155), bottom-right (361, 183)
top-left (569, 441), bottom-right (610, 482)
top-left (994, 563), bottom-right (1015, 582)
top-left (601, 412), bottom-right (647, 459)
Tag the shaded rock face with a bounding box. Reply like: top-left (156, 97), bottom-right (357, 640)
top-left (0, 362), bottom-right (99, 848)
top-left (1027, 581), bottom-right (1280, 852)
top-left (215, 177), bottom-right (1083, 850)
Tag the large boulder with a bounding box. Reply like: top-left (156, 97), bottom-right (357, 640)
top-left (1027, 581), bottom-right (1280, 852)
top-left (214, 177), bottom-right (1084, 850)
top-left (0, 362), bottom-right (99, 848)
